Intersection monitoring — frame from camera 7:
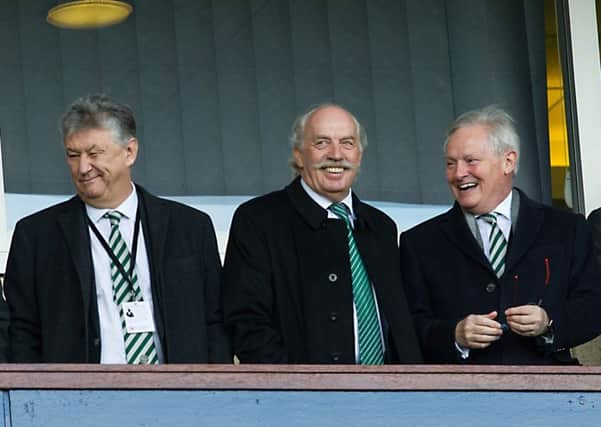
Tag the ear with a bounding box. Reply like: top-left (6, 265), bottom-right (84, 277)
top-left (124, 138), bottom-right (138, 167)
top-left (503, 150), bottom-right (517, 175)
top-left (293, 146), bottom-right (304, 170)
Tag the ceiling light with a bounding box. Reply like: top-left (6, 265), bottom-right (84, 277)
top-left (47, 1), bottom-right (133, 30)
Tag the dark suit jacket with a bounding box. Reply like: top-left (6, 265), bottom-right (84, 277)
top-left (587, 207), bottom-right (601, 267)
top-left (400, 189), bottom-right (601, 364)
top-left (223, 177), bottom-right (421, 364)
top-left (5, 186), bottom-right (231, 363)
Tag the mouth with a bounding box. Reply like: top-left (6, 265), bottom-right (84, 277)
top-left (323, 166), bottom-right (345, 174)
top-left (457, 182), bottom-right (478, 191)
top-left (79, 175), bottom-right (100, 184)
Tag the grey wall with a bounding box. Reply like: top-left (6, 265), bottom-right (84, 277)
top-left (0, 0), bottom-right (549, 204)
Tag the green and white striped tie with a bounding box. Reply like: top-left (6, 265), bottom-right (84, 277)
top-left (479, 213), bottom-right (507, 278)
top-left (105, 211), bottom-right (158, 365)
top-left (329, 203), bottom-right (384, 365)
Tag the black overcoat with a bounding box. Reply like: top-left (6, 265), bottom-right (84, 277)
top-left (5, 186), bottom-right (231, 363)
top-left (223, 177), bottom-right (421, 364)
top-left (400, 189), bottom-right (601, 364)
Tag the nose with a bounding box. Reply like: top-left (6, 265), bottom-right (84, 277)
top-left (327, 141), bottom-right (343, 160)
top-left (78, 154), bottom-right (92, 175)
top-left (454, 160), bottom-right (469, 179)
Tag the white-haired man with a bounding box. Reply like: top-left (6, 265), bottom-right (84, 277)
top-left (401, 105), bottom-right (601, 364)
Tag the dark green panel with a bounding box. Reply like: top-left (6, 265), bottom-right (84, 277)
top-left (251, 0), bottom-right (296, 192)
top-left (173, 0), bottom-right (225, 194)
top-left (213, 0), bottom-right (263, 195)
top-left (135, 0), bottom-right (186, 194)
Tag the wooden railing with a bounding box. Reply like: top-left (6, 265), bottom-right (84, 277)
top-left (1, 364), bottom-right (601, 390)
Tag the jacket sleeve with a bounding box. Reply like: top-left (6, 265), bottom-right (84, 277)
top-left (400, 231), bottom-right (460, 363)
top-left (200, 215), bottom-right (233, 363)
top-left (552, 214), bottom-right (601, 350)
top-left (4, 221), bottom-right (42, 362)
top-left (222, 208), bottom-right (287, 363)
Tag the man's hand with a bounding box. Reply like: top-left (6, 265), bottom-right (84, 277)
top-left (455, 311), bottom-right (503, 349)
top-left (505, 305), bottom-right (549, 337)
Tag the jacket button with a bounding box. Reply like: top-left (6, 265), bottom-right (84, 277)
top-left (485, 283), bottom-right (496, 293)
top-left (93, 338), bottom-right (100, 347)
top-left (331, 352), bottom-right (341, 362)
top-left (329, 312), bottom-right (338, 321)
top-left (328, 273), bottom-right (338, 283)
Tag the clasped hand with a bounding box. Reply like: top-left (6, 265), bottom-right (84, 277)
top-left (455, 305), bottom-right (549, 349)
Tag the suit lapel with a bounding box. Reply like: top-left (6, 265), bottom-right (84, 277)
top-left (136, 186), bottom-right (168, 346)
top-left (440, 203), bottom-right (493, 272)
top-left (57, 197), bottom-right (95, 333)
top-left (505, 190), bottom-right (544, 273)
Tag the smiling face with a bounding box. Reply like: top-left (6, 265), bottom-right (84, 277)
top-left (445, 124), bottom-right (516, 215)
top-left (293, 106), bottom-right (362, 202)
top-left (65, 127), bottom-right (138, 208)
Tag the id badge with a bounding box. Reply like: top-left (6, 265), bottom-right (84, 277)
top-left (123, 301), bottom-right (155, 333)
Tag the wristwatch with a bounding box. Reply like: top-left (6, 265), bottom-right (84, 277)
top-left (539, 319), bottom-right (555, 345)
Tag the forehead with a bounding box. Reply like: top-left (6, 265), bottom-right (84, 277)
top-left (64, 127), bottom-right (118, 148)
top-left (305, 107), bottom-right (357, 138)
top-left (446, 125), bottom-right (493, 156)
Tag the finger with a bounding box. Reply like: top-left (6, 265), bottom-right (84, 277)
top-left (505, 305), bottom-right (538, 316)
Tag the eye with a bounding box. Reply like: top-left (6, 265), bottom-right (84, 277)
top-left (466, 158), bottom-right (479, 165)
top-left (313, 139), bottom-right (329, 148)
top-left (341, 139), bottom-right (355, 147)
top-left (66, 152), bottom-right (80, 159)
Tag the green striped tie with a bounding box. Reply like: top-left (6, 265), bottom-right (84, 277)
top-left (329, 203), bottom-right (384, 365)
top-left (105, 211), bottom-right (158, 365)
top-left (479, 213), bottom-right (507, 278)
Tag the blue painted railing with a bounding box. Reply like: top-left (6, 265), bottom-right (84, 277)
top-left (1, 365), bottom-right (601, 426)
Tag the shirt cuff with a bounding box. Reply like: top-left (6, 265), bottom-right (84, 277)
top-left (455, 341), bottom-right (470, 359)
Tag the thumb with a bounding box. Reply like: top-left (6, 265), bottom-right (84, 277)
top-left (485, 311), bottom-right (498, 320)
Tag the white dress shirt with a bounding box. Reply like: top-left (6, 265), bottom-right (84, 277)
top-left (456, 191), bottom-right (513, 359)
top-left (86, 183), bottom-right (163, 363)
top-left (300, 179), bottom-right (385, 362)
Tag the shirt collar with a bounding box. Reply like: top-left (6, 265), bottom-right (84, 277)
top-left (85, 182), bottom-right (138, 223)
top-left (491, 190), bottom-right (512, 221)
top-left (300, 178), bottom-right (355, 217)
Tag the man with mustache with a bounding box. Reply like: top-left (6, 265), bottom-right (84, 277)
top-left (400, 105), bottom-right (601, 364)
top-left (223, 104), bottom-right (421, 364)
top-left (5, 94), bottom-right (231, 363)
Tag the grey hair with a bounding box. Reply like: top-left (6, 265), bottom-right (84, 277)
top-left (61, 94), bottom-right (136, 146)
top-left (288, 103), bottom-right (367, 175)
top-left (444, 105), bottom-right (520, 174)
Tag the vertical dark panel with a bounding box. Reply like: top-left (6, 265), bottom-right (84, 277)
top-left (135, 0), bottom-right (186, 194)
top-left (59, 30), bottom-right (101, 107)
top-left (484, 0), bottom-right (542, 201)
top-left (213, 0), bottom-right (262, 194)
top-left (524, 0), bottom-right (551, 204)
top-left (367, 0), bottom-right (419, 202)
top-left (406, 0), bottom-right (455, 204)
top-left (251, 0), bottom-right (296, 190)
top-left (289, 0), bottom-right (334, 110)
top-left (327, 0), bottom-right (379, 199)
top-left (446, 0), bottom-right (495, 112)
top-left (0, 0), bottom-right (30, 193)
top-left (98, 9), bottom-right (147, 186)
top-left (173, 0), bottom-right (225, 194)
top-left (19, 0), bottom-right (71, 194)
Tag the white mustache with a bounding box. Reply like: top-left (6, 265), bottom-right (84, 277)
top-left (312, 160), bottom-right (358, 170)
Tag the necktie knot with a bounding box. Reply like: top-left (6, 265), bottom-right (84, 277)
top-left (104, 210), bottom-right (124, 226)
top-left (329, 203), bottom-right (351, 225)
top-left (478, 212), bottom-right (498, 226)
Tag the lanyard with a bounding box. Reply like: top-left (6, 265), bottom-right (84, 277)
top-left (88, 208), bottom-right (142, 298)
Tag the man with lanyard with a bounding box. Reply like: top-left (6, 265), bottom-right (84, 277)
top-left (5, 94), bottom-right (231, 363)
